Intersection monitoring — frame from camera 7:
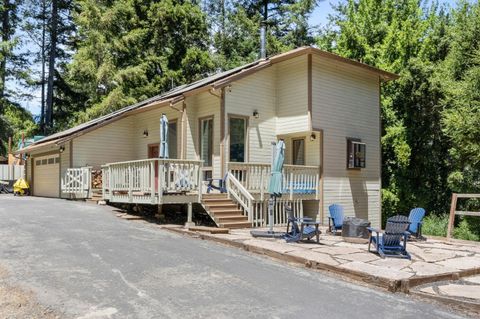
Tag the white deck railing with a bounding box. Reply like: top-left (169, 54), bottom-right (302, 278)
top-left (103, 159), bottom-right (203, 204)
top-left (227, 162), bottom-right (320, 200)
top-left (226, 172), bottom-right (254, 222)
top-left (61, 167), bottom-right (92, 198)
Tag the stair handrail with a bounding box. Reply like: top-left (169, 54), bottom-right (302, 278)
top-left (226, 172), bottom-right (254, 223)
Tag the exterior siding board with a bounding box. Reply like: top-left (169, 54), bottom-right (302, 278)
top-left (225, 67), bottom-right (276, 164)
top-left (73, 117), bottom-right (135, 168)
top-left (311, 56), bottom-right (381, 227)
top-left (276, 56), bottom-right (309, 135)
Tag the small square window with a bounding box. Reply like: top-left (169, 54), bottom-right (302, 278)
top-left (36, 160), bottom-right (41, 166)
top-left (41, 159), bottom-right (47, 165)
top-left (48, 158), bottom-right (55, 164)
top-left (347, 138), bottom-right (366, 169)
top-left (55, 157), bottom-right (60, 164)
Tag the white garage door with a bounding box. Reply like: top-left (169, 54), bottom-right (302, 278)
top-left (33, 154), bottom-right (60, 197)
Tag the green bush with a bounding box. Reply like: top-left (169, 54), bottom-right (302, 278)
top-left (422, 214), bottom-right (448, 237)
top-left (422, 214), bottom-right (480, 241)
top-left (453, 218), bottom-right (480, 241)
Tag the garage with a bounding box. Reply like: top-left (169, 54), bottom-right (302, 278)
top-left (33, 154), bottom-right (60, 197)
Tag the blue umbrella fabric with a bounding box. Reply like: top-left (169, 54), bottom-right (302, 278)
top-left (159, 114), bottom-right (169, 158)
top-left (268, 140), bottom-right (285, 197)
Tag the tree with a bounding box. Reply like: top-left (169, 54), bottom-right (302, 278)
top-left (206, 0), bottom-right (319, 70)
top-left (440, 1), bottom-right (480, 194)
top-left (66, 0), bottom-right (214, 123)
top-left (317, 0), bottom-right (453, 218)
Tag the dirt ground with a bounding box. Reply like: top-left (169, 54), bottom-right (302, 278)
top-left (0, 266), bottom-right (64, 319)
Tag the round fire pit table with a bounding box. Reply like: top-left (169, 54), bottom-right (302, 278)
top-left (341, 217), bottom-right (371, 244)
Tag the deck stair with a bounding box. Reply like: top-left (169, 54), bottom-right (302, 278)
top-left (201, 193), bottom-right (251, 229)
top-left (87, 188), bottom-right (104, 204)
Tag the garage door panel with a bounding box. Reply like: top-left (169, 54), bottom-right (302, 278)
top-left (34, 154), bottom-right (59, 197)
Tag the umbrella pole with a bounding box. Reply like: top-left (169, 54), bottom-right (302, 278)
top-left (268, 195), bottom-right (275, 234)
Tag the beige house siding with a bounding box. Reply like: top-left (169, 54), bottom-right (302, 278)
top-left (72, 116), bottom-right (135, 168)
top-left (131, 106), bottom-right (182, 159)
top-left (311, 55), bottom-right (381, 227)
top-left (276, 55), bottom-right (309, 135)
top-left (225, 67), bottom-right (276, 164)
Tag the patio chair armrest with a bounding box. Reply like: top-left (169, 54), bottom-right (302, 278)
top-left (367, 227), bottom-right (381, 234)
top-left (298, 217), bottom-right (313, 222)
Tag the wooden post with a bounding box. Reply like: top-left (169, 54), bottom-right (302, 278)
top-left (447, 193), bottom-right (458, 239)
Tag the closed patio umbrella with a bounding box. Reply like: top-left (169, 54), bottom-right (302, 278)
top-left (159, 114), bottom-right (169, 159)
top-left (267, 140), bottom-right (285, 233)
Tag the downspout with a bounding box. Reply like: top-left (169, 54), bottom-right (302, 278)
top-left (169, 98), bottom-right (186, 159)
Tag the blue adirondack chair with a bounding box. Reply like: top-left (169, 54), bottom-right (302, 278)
top-left (368, 215), bottom-right (411, 259)
top-left (206, 174), bottom-right (228, 193)
top-left (328, 204), bottom-right (344, 235)
top-left (284, 205), bottom-right (320, 243)
top-left (407, 207), bottom-right (426, 239)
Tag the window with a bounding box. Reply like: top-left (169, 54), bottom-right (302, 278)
top-left (200, 118), bottom-right (213, 167)
top-left (229, 117), bottom-right (246, 162)
top-left (55, 157), bottom-right (60, 164)
top-left (48, 158), bottom-right (55, 164)
top-left (41, 159), bottom-right (47, 165)
top-left (347, 138), bottom-right (366, 169)
top-left (292, 139), bottom-right (305, 165)
top-left (168, 122), bottom-right (177, 159)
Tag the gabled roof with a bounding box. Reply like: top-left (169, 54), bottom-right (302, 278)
top-left (18, 46), bottom-right (398, 154)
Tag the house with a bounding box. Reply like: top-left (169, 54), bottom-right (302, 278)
top-left (16, 47), bottom-right (398, 228)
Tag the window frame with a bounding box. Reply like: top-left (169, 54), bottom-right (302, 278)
top-left (291, 137), bottom-right (306, 166)
top-left (227, 114), bottom-right (248, 163)
top-left (346, 137), bottom-right (366, 169)
top-left (198, 116), bottom-right (214, 169)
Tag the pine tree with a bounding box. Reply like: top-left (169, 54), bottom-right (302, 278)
top-left (67, 0), bottom-right (214, 123)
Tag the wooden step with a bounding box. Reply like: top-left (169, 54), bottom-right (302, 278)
top-left (216, 215), bottom-right (248, 223)
top-left (204, 204), bottom-right (239, 211)
top-left (210, 209), bottom-right (244, 215)
top-left (202, 193), bottom-right (228, 199)
top-left (202, 198), bottom-right (233, 204)
top-left (218, 221), bottom-right (252, 229)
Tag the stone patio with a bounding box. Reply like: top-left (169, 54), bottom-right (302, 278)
top-left (164, 225), bottom-right (480, 293)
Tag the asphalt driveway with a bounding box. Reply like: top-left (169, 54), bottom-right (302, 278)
top-left (0, 196), bottom-right (470, 318)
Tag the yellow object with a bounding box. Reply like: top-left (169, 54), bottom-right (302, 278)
top-left (13, 178), bottom-right (30, 196)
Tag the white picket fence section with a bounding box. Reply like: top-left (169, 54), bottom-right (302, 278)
top-left (0, 164), bottom-right (24, 181)
top-left (61, 167), bottom-right (92, 198)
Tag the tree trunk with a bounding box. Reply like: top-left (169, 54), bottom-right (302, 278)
top-left (0, 0), bottom-right (11, 100)
top-left (40, 0), bottom-right (47, 131)
top-left (46, 0), bottom-right (58, 130)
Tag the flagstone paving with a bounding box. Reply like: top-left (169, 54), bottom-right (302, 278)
top-left (174, 226), bottom-right (480, 293)
top-left (415, 274), bottom-right (480, 306)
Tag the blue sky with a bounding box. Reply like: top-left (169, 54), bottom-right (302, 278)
top-left (17, 0), bottom-right (459, 116)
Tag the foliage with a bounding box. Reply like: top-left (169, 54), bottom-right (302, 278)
top-left (65, 0), bottom-right (214, 125)
top-left (422, 214), bottom-right (448, 237)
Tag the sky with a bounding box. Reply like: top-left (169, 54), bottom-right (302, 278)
top-left (15, 0), bottom-right (459, 117)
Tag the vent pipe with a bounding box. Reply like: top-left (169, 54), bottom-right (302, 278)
top-left (260, 21), bottom-right (266, 59)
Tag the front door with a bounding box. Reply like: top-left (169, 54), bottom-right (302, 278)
top-left (148, 145), bottom-right (159, 190)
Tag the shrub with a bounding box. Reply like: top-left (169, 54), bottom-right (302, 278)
top-left (422, 214), bottom-right (480, 241)
top-left (422, 214), bottom-right (448, 237)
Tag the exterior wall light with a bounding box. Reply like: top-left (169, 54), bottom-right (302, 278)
top-left (59, 146), bottom-right (65, 153)
top-left (143, 129), bottom-right (149, 138)
top-left (253, 110), bottom-right (259, 119)
top-left (310, 133), bottom-right (316, 141)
